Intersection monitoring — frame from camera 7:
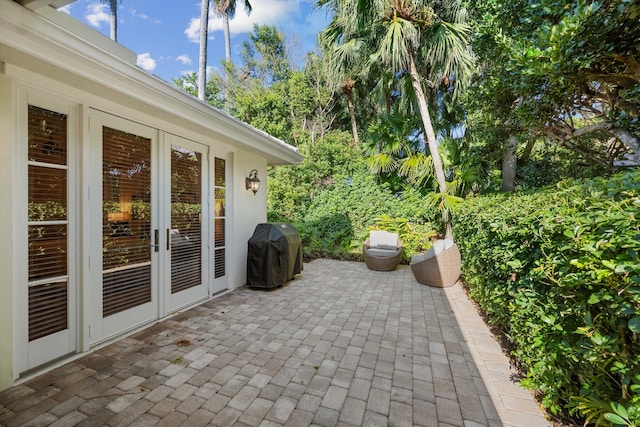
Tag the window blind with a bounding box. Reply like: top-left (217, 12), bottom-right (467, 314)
top-left (170, 145), bottom-right (202, 294)
top-left (27, 105), bottom-right (69, 341)
top-left (102, 126), bottom-right (152, 317)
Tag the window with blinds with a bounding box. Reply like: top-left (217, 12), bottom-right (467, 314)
top-left (102, 127), bottom-right (152, 317)
top-left (214, 158), bottom-right (226, 278)
top-left (170, 145), bottom-right (202, 294)
top-left (27, 105), bottom-right (68, 341)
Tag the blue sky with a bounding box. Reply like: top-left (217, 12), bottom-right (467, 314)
top-left (60, 0), bottom-right (331, 83)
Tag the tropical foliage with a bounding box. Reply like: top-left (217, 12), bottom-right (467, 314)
top-left (165, 1), bottom-right (640, 423)
top-left (318, 0), bottom-right (476, 237)
top-left (466, 0), bottom-right (640, 175)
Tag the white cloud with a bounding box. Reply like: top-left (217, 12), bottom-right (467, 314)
top-left (136, 53), bottom-right (157, 71)
top-left (184, 17), bottom-right (200, 43)
top-left (85, 2), bottom-right (110, 29)
top-left (177, 54), bottom-right (192, 65)
top-left (130, 8), bottom-right (161, 24)
top-left (184, 0), bottom-right (304, 43)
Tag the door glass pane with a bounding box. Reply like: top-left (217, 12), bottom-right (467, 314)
top-left (28, 106), bottom-right (67, 165)
top-left (29, 280), bottom-right (68, 341)
top-left (214, 157), bottom-right (225, 187)
top-left (102, 127), bottom-right (152, 317)
top-left (28, 166), bottom-right (66, 221)
top-left (214, 219), bottom-right (225, 247)
top-left (214, 188), bottom-right (225, 217)
top-left (28, 224), bottom-right (67, 280)
top-left (27, 105), bottom-right (68, 342)
top-left (214, 157), bottom-right (225, 279)
top-left (171, 145), bottom-right (202, 294)
top-left (214, 248), bottom-right (225, 279)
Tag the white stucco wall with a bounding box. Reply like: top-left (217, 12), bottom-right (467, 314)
top-left (230, 150), bottom-right (268, 289)
top-left (0, 73), bottom-right (16, 391)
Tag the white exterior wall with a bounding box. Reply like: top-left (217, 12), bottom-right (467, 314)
top-left (231, 151), bottom-right (269, 289)
top-left (0, 72), bottom-right (16, 392)
top-left (0, 0), bottom-right (301, 392)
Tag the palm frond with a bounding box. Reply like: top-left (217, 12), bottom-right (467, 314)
top-left (421, 20), bottom-right (475, 94)
top-left (398, 152), bottom-right (432, 180)
top-left (379, 17), bottom-right (418, 72)
top-left (569, 396), bottom-right (610, 427)
top-left (367, 152), bottom-right (399, 174)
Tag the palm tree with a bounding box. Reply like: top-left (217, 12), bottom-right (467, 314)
top-left (101, 0), bottom-right (118, 41)
top-left (214, 0), bottom-right (252, 64)
top-left (198, 0), bottom-right (210, 101)
top-left (319, 0), bottom-right (475, 238)
top-left (318, 34), bottom-right (367, 146)
top-left (197, 0), bottom-right (251, 103)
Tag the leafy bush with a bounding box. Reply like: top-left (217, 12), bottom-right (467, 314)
top-left (370, 214), bottom-right (436, 261)
top-left (267, 130), bottom-right (362, 223)
top-left (453, 170), bottom-right (640, 423)
top-left (292, 170), bottom-right (435, 261)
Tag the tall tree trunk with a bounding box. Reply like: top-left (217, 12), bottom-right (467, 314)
top-left (109, 0), bottom-right (117, 42)
top-left (501, 134), bottom-right (518, 192)
top-left (223, 12), bottom-right (231, 110)
top-left (346, 91), bottom-right (359, 146)
top-left (408, 55), bottom-right (451, 239)
top-left (198, 0), bottom-right (210, 101)
top-left (223, 13), bottom-right (231, 63)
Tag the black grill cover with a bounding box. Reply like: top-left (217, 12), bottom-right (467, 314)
top-left (247, 223), bottom-right (303, 288)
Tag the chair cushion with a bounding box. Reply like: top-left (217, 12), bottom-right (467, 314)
top-left (369, 230), bottom-right (399, 248)
top-left (366, 248), bottom-right (399, 257)
top-left (442, 239), bottom-right (455, 250)
top-left (411, 239), bottom-right (457, 264)
top-left (411, 246), bottom-right (435, 264)
top-left (432, 239), bottom-right (446, 254)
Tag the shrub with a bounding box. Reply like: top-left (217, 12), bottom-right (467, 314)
top-left (453, 170), bottom-right (640, 423)
top-left (294, 170), bottom-right (435, 261)
top-left (267, 130), bottom-right (362, 223)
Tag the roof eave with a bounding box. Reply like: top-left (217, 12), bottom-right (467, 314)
top-left (1, 1), bottom-right (303, 166)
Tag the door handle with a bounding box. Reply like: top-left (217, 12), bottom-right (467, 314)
top-left (166, 229), bottom-right (171, 251)
top-left (154, 229), bottom-right (159, 252)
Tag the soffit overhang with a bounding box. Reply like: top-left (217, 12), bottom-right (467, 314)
top-left (1, 0), bottom-right (303, 166)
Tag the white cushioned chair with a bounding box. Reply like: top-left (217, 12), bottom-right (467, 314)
top-left (363, 230), bottom-right (403, 271)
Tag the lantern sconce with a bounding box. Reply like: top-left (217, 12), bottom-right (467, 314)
top-left (245, 169), bottom-right (260, 195)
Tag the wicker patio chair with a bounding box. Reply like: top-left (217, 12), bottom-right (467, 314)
top-left (410, 239), bottom-right (461, 287)
top-left (363, 230), bottom-right (403, 271)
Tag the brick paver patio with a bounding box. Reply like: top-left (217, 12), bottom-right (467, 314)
top-left (0, 259), bottom-right (549, 426)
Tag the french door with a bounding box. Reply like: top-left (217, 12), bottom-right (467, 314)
top-left (98, 114), bottom-right (160, 339)
top-left (165, 135), bottom-right (209, 311)
top-left (90, 112), bottom-right (211, 343)
top-left (19, 102), bottom-right (221, 373)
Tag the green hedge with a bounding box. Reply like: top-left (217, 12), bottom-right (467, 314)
top-left (291, 170), bottom-right (435, 262)
top-left (453, 170), bottom-right (640, 424)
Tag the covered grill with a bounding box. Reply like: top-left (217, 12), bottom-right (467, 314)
top-left (247, 223), bottom-right (303, 288)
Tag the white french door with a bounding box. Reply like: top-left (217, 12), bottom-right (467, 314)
top-left (95, 113), bottom-right (160, 340)
top-left (88, 113), bottom-right (213, 343)
top-left (164, 135), bottom-right (209, 312)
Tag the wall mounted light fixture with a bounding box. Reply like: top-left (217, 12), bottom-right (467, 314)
top-left (245, 169), bottom-right (260, 195)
